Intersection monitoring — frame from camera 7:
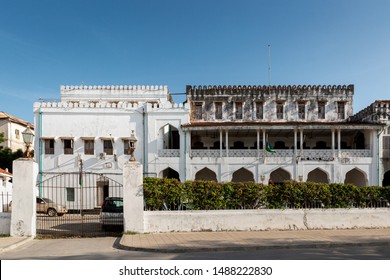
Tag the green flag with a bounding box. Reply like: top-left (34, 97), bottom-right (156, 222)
top-left (266, 143), bottom-right (276, 154)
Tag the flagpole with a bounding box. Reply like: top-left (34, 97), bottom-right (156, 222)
top-left (268, 44), bottom-right (271, 86)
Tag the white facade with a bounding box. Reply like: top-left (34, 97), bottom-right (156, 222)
top-left (33, 84), bottom-right (387, 187)
top-left (33, 85), bottom-right (190, 184)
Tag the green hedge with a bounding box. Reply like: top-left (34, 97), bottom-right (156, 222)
top-left (143, 177), bottom-right (390, 210)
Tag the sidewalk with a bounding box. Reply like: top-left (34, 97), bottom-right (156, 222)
top-left (119, 228), bottom-right (390, 253)
top-left (0, 236), bottom-right (34, 253)
top-left (1, 228), bottom-right (390, 253)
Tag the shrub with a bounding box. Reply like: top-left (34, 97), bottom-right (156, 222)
top-left (142, 177), bottom-right (389, 210)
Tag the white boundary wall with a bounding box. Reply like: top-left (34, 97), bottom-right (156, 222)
top-left (143, 208), bottom-right (390, 233)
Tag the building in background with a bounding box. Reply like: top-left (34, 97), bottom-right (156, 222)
top-left (0, 167), bottom-right (12, 212)
top-left (0, 111), bottom-right (34, 152)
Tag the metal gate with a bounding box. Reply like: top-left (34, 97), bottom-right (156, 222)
top-left (36, 172), bottom-right (123, 237)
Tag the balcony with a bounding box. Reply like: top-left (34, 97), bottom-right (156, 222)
top-left (187, 148), bottom-right (372, 159)
top-left (158, 149), bottom-right (180, 157)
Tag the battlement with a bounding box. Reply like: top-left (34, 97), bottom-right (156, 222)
top-left (187, 84), bottom-right (354, 99)
top-left (60, 85), bottom-right (170, 102)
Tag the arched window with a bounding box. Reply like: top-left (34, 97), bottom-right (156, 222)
top-left (195, 168), bottom-right (217, 182)
top-left (307, 168), bottom-right (329, 183)
top-left (382, 170), bottom-right (390, 186)
top-left (159, 124), bottom-right (180, 149)
top-left (160, 168), bottom-right (180, 180)
top-left (231, 168), bottom-right (254, 182)
top-left (344, 168), bottom-right (367, 187)
top-left (270, 168), bottom-right (291, 184)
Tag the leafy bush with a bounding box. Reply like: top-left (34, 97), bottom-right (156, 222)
top-left (142, 178), bottom-right (390, 210)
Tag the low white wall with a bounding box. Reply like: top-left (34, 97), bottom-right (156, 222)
top-left (144, 208), bottom-right (390, 233)
top-left (0, 213), bottom-right (11, 235)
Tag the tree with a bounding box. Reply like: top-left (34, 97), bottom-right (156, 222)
top-left (0, 148), bottom-right (24, 173)
top-left (0, 132), bottom-right (4, 146)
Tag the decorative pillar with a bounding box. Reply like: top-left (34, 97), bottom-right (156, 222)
top-left (11, 159), bottom-right (38, 237)
top-left (123, 161), bottom-right (144, 233)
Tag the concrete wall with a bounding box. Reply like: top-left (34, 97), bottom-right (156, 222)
top-left (144, 208), bottom-right (390, 233)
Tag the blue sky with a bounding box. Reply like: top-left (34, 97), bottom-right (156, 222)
top-left (1, 0), bottom-right (390, 123)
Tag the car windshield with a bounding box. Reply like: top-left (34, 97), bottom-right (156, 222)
top-left (42, 198), bottom-right (54, 203)
top-left (103, 199), bottom-right (123, 212)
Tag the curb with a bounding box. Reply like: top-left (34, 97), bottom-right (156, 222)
top-left (0, 237), bottom-right (34, 253)
top-left (118, 238), bottom-right (390, 253)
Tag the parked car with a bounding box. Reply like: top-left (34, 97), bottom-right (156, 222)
top-left (9, 197), bottom-right (68, 217)
top-left (36, 197), bottom-right (67, 217)
top-left (100, 197), bottom-right (123, 230)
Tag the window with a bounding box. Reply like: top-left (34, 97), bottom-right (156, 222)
top-left (318, 102), bottom-right (326, 119)
top-left (276, 103), bottom-right (284, 119)
top-left (337, 102), bottom-right (345, 119)
top-left (123, 140), bottom-right (131, 155)
top-left (256, 102), bottom-right (263, 119)
top-left (235, 102), bottom-right (243, 120)
top-left (84, 140), bottom-right (94, 155)
top-left (298, 102), bottom-right (305, 120)
top-left (15, 129), bottom-right (20, 139)
top-left (215, 102), bottom-right (223, 120)
top-left (103, 140), bottom-right (113, 155)
top-left (383, 136), bottom-right (390, 158)
top-left (63, 139), bottom-right (73, 154)
top-left (66, 188), bottom-right (75, 202)
top-left (44, 139), bottom-right (54, 154)
top-left (194, 102), bottom-right (203, 120)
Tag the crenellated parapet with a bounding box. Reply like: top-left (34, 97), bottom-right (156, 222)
top-left (187, 84), bottom-right (354, 100)
top-left (60, 85), bottom-right (171, 103)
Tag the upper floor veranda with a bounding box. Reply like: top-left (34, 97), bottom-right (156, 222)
top-left (187, 84), bottom-right (354, 123)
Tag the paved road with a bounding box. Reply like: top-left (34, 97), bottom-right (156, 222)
top-left (1, 237), bottom-right (390, 260)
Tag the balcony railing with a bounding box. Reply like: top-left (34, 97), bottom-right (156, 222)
top-left (341, 149), bottom-right (372, 158)
top-left (158, 149), bottom-right (180, 157)
top-left (187, 149), bottom-right (372, 158)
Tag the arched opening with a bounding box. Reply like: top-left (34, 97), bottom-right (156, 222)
top-left (344, 168), bottom-right (367, 187)
top-left (231, 141), bottom-right (245, 149)
top-left (383, 170), bottom-right (390, 186)
top-left (160, 168), bottom-right (180, 180)
top-left (159, 124), bottom-right (180, 149)
top-left (307, 168), bottom-right (329, 183)
top-left (270, 168), bottom-right (291, 184)
top-left (354, 131), bottom-right (365, 149)
top-left (274, 141), bottom-right (286, 149)
top-left (231, 168), bottom-right (254, 182)
top-left (195, 168), bottom-right (217, 182)
top-left (210, 141), bottom-right (225, 150)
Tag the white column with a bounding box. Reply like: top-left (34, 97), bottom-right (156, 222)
top-left (338, 129), bottom-right (341, 157)
top-left (11, 159), bottom-right (38, 237)
top-left (225, 130), bottom-right (229, 157)
top-left (331, 129), bottom-right (335, 151)
top-left (262, 129), bottom-right (266, 159)
top-left (123, 161), bottom-right (144, 233)
top-left (220, 130), bottom-right (223, 158)
top-left (257, 130), bottom-right (260, 158)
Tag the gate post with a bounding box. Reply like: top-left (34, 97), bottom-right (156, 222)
top-left (10, 159), bottom-right (38, 237)
top-left (123, 161), bottom-right (144, 233)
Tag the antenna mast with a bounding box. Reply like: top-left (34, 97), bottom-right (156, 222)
top-left (268, 44), bottom-right (271, 86)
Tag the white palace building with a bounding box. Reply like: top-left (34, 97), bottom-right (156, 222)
top-left (33, 84), bottom-right (390, 188)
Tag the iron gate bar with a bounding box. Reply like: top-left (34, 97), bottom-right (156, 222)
top-left (36, 172), bottom-right (123, 238)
